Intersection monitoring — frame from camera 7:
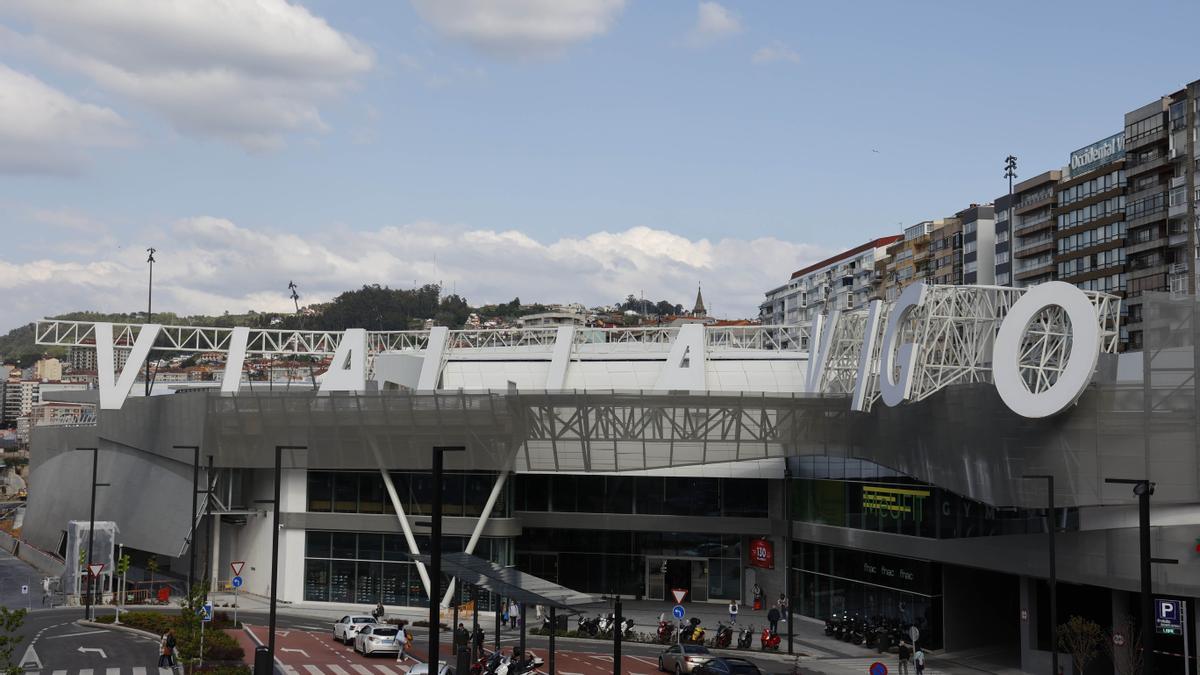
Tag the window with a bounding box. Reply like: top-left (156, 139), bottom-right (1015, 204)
top-left (995, 251), bottom-right (1009, 265)
top-left (1125, 114), bottom-right (1164, 144)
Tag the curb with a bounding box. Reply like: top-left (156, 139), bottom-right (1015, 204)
top-left (77, 619), bottom-right (160, 640)
top-left (242, 624), bottom-right (286, 675)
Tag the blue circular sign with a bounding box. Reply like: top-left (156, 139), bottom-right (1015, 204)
top-left (672, 605), bottom-right (685, 620)
top-left (232, 575), bottom-right (243, 588)
top-left (869, 662), bottom-right (888, 675)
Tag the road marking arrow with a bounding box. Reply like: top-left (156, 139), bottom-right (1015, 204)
top-left (280, 648), bottom-right (309, 658)
top-left (19, 644), bottom-right (41, 669)
top-left (77, 646), bottom-right (107, 658)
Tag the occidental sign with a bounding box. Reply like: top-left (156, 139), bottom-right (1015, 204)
top-left (82, 282), bottom-right (1112, 420)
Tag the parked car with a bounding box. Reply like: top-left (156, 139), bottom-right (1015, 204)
top-left (355, 624), bottom-right (402, 656)
top-left (408, 661), bottom-right (453, 675)
top-left (658, 644), bottom-right (712, 675)
top-left (333, 615), bottom-right (377, 644)
top-left (691, 658), bottom-right (763, 675)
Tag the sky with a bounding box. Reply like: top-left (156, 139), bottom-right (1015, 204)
top-left (2, 0), bottom-right (1200, 333)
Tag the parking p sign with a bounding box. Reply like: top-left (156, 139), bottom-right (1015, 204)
top-left (1156, 599), bottom-right (1181, 635)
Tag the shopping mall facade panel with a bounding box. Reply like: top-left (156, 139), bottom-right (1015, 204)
top-left (24, 285), bottom-right (1200, 672)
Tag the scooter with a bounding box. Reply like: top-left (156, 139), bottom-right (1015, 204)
top-left (713, 622), bottom-right (733, 649)
top-left (680, 617), bottom-right (705, 644)
top-left (737, 624), bottom-right (753, 649)
top-left (620, 617), bottom-right (636, 639)
top-left (597, 613), bottom-right (614, 637)
top-left (577, 615), bottom-right (600, 637)
top-left (657, 614), bottom-right (674, 643)
top-left (760, 628), bottom-right (781, 651)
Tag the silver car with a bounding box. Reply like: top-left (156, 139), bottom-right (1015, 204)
top-left (333, 615), bottom-right (377, 644)
top-left (659, 644), bottom-right (712, 675)
top-left (355, 624), bottom-right (402, 656)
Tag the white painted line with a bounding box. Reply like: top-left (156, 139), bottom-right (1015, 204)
top-left (106, 668), bottom-right (121, 675)
top-left (350, 665), bottom-right (373, 675)
top-left (44, 631), bottom-right (108, 640)
top-left (373, 666), bottom-right (399, 675)
top-left (328, 665), bottom-right (350, 675)
top-left (132, 668), bottom-right (147, 675)
top-left (630, 657), bottom-right (659, 666)
top-left (79, 670), bottom-right (94, 675)
top-left (159, 668), bottom-right (173, 675)
top-left (559, 671), bottom-right (585, 675)
top-left (52, 670), bottom-right (68, 675)
top-left (304, 665), bottom-right (326, 675)
top-left (281, 666), bottom-right (302, 675)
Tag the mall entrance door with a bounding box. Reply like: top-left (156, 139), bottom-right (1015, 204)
top-left (647, 557), bottom-right (709, 602)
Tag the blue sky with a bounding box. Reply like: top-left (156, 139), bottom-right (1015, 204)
top-left (2, 0), bottom-right (1199, 332)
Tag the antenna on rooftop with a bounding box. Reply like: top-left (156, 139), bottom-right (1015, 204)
top-left (288, 281), bottom-right (300, 313)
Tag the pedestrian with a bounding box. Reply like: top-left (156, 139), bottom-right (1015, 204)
top-left (455, 622), bottom-right (470, 651)
top-left (502, 602), bottom-right (510, 628)
top-left (472, 623), bottom-right (485, 658)
top-left (766, 605), bottom-right (780, 634)
top-left (373, 601), bottom-right (386, 621)
top-left (158, 629), bottom-right (177, 668)
top-left (752, 583), bottom-right (762, 611)
top-left (509, 600), bottom-right (520, 629)
top-left (777, 593), bottom-right (789, 623)
top-left (396, 623), bottom-right (410, 662)
top-left (728, 600), bottom-right (739, 624)
top-left (41, 577), bottom-right (51, 607)
top-left (914, 646), bottom-right (925, 675)
top-left (897, 640), bottom-right (911, 675)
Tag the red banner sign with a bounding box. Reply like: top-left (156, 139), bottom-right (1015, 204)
top-left (749, 538), bottom-right (774, 569)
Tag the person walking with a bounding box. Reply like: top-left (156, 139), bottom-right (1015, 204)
top-left (502, 601), bottom-right (510, 628)
top-left (766, 605), bottom-right (780, 634)
top-left (728, 600), bottom-right (739, 624)
top-left (897, 640), bottom-right (911, 675)
top-left (777, 593), bottom-right (789, 624)
top-left (472, 623), bottom-right (485, 659)
top-left (914, 646), bottom-right (925, 675)
top-left (41, 577), bottom-right (51, 607)
top-left (509, 600), bottom-right (520, 629)
top-left (158, 629), bottom-right (177, 668)
top-left (396, 623), bottom-right (412, 663)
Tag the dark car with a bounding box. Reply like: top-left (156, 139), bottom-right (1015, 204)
top-left (692, 657), bottom-right (763, 675)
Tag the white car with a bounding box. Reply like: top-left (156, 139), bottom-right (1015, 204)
top-left (333, 615), bottom-right (377, 644)
top-left (408, 662), bottom-right (453, 675)
top-left (355, 624), bottom-right (403, 656)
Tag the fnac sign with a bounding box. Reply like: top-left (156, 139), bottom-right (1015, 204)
top-left (749, 538), bottom-right (774, 569)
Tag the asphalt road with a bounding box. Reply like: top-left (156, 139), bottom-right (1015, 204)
top-left (16, 608), bottom-right (162, 672)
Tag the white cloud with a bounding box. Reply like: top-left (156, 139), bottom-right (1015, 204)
top-left (0, 64), bottom-right (129, 174)
top-left (0, 217), bottom-right (831, 333)
top-left (0, 0), bottom-right (374, 151)
top-left (688, 2), bottom-right (742, 46)
top-left (752, 42), bottom-right (801, 65)
top-left (410, 0), bottom-right (627, 59)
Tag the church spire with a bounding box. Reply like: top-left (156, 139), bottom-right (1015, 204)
top-left (692, 284), bottom-right (706, 317)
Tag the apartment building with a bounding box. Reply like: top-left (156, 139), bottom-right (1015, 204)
top-left (961, 204), bottom-right (996, 285)
top-left (994, 194), bottom-right (1012, 286)
top-left (759, 236), bottom-right (900, 329)
top-left (927, 217), bottom-right (964, 286)
top-left (1010, 170), bottom-right (1061, 287)
top-left (1055, 132), bottom-right (1127, 297)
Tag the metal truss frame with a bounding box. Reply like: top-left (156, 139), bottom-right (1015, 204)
top-left (35, 319), bottom-right (809, 356)
top-left (816, 284), bottom-right (1121, 411)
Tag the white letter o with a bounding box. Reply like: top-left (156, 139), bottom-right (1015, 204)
top-left (993, 282), bottom-right (1101, 418)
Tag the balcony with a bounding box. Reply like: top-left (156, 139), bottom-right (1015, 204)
top-left (1126, 152), bottom-right (1169, 176)
top-left (1127, 207), bottom-right (1167, 229)
top-left (1125, 235), bottom-right (1166, 257)
top-left (1124, 126), bottom-right (1166, 151)
top-left (1013, 217), bottom-right (1054, 238)
top-left (1013, 238), bottom-right (1055, 258)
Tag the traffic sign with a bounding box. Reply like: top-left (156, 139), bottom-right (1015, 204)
top-left (908, 626), bottom-right (920, 644)
top-left (672, 605), bottom-right (685, 620)
top-left (671, 589), bottom-right (688, 604)
top-left (869, 662), bottom-right (888, 675)
top-left (231, 576), bottom-right (243, 588)
top-left (201, 602), bottom-right (213, 622)
top-left (87, 563), bottom-right (104, 578)
top-left (1157, 599), bottom-right (1182, 635)
top-left (1113, 633), bottom-right (1126, 647)
top-left (231, 561), bottom-right (245, 577)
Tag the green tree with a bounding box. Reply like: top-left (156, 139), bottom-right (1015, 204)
top-left (1059, 615), bottom-right (1104, 675)
top-left (147, 555), bottom-right (160, 584)
top-left (0, 607), bottom-right (27, 675)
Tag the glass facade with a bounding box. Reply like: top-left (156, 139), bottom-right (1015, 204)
top-left (516, 528), bottom-right (742, 601)
top-left (303, 530), bottom-right (512, 605)
top-left (512, 474), bottom-right (768, 518)
top-left (791, 541), bottom-right (943, 649)
top-left (307, 471), bottom-right (510, 518)
top-left (791, 457), bottom-right (1075, 539)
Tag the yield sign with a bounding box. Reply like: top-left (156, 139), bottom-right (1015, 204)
top-left (231, 561), bottom-right (245, 577)
top-left (671, 589), bottom-right (688, 604)
top-left (87, 563), bottom-right (104, 578)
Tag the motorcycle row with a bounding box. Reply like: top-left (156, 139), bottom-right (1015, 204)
top-left (570, 612), bottom-right (636, 639)
top-left (823, 614), bottom-right (911, 652)
top-left (469, 648), bottom-right (542, 675)
top-left (656, 615), bottom-right (783, 651)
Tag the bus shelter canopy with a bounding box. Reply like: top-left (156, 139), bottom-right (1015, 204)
top-left (409, 551), bottom-right (596, 612)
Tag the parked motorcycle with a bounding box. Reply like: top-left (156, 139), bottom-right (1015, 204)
top-left (577, 615), bottom-right (600, 637)
top-left (620, 616), bottom-right (636, 639)
top-left (713, 622), bottom-right (733, 649)
top-left (736, 624), bottom-right (753, 649)
top-left (760, 628), bottom-right (781, 651)
top-left (679, 617), bottom-right (705, 644)
top-left (657, 614), bottom-right (674, 643)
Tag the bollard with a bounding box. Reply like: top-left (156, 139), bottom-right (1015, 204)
top-left (253, 646), bottom-right (272, 675)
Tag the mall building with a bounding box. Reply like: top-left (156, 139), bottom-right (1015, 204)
top-left (21, 286), bottom-right (1200, 674)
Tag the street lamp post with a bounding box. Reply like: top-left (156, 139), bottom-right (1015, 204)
top-left (1004, 156), bottom-right (1017, 286)
top-left (1022, 475), bottom-right (1057, 675)
top-left (430, 446), bottom-right (466, 674)
top-left (1106, 478), bottom-right (1156, 674)
top-left (145, 248), bottom-right (156, 396)
top-left (252, 445), bottom-right (306, 675)
top-left (75, 447), bottom-right (110, 621)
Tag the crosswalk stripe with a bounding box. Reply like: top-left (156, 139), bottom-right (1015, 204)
top-left (158, 668), bottom-right (172, 675)
top-left (350, 665), bottom-right (374, 675)
top-left (304, 666), bottom-right (325, 675)
top-left (106, 668), bottom-right (121, 675)
top-left (79, 670), bottom-right (93, 675)
top-left (132, 667), bottom-right (147, 675)
top-left (374, 666), bottom-right (401, 675)
top-left (281, 666), bottom-right (301, 675)
top-left (328, 666), bottom-right (350, 675)
top-left (52, 670), bottom-right (67, 675)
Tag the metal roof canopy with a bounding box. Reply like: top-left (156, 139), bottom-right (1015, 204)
top-left (407, 551), bottom-right (596, 612)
